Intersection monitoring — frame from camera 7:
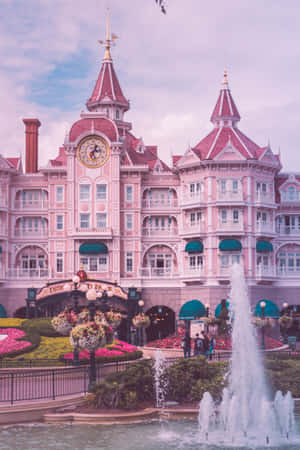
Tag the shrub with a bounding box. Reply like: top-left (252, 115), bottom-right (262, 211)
top-left (0, 327), bottom-right (40, 359)
top-left (22, 318), bottom-right (61, 337)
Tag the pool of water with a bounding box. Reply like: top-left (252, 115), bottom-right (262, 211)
top-left (1, 418), bottom-right (300, 450)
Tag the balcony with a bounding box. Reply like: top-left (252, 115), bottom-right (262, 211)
top-left (255, 192), bottom-right (274, 204)
top-left (6, 268), bottom-right (50, 279)
top-left (182, 192), bottom-right (205, 206)
top-left (256, 222), bottom-right (274, 234)
top-left (142, 227), bottom-right (177, 237)
top-left (256, 265), bottom-right (276, 278)
top-left (181, 222), bottom-right (206, 237)
top-left (217, 190), bottom-right (243, 202)
top-left (276, 225), bottom-right (300, 236)
top-left (14, 229), bottom-right (48, 238)
top-left (14, 200), bottom-right (49, 210)
top-left (277, 267), bottom-right (300, 278)
top-left (0, 226), bottom-right (7, 238)
top-left (140, 267), bottom-right (178, 278)
top-left (217, 220), bottom-right (244, 233)
top-left (0, 199), bottom-right (7, 209)
top-left (218, 266), bottom-right (232, 277)
top-left (142, 199), bottom-right (178, 209)
top-left (74, 227), bottom-right (113, 238)
top-left (181, 266), bottom-right (205, 278)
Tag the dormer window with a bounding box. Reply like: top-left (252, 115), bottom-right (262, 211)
top-left (288, 186), bottom-right (296, 201)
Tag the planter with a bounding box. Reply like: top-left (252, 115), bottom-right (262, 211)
top-left (70, 322), bottom-right (106, 351)
top-left (105, 312), bottom-right (122, 330)
top-left (278, 315), bottom-right (293, 329)
top-left (52, 310), bottom-right (77, 336)
top-left (132, 314), bottom-right (150, 329)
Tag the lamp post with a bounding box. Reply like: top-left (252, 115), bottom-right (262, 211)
top-left (138, 299), bottom-right (145, 346)
top-left (63, 275), bottom-right (87, 367)
top-left (86, 288), bottom-right (97, 390)
top-left (282, 302), bottom-right (289, 344)
top-left (260, 300), bottom-right (266, 350)
top-left (205, 303), bottom-right (210, 333)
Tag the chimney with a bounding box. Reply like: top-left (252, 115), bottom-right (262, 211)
top-left (23, 118), bottom-right (41, 173)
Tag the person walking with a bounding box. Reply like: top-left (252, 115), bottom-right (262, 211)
top-left (194, 333), bottom-right (203, 356)
top-left (209, 334), bottom-right (216, 360)
top-left (181, 332), bottom-right (191, 358)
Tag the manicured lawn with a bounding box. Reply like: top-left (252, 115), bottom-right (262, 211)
top-left (10, 336), bottom-right (73, 360)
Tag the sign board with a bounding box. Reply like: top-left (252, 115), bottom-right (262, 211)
top-left (36, 280), bottom-right (127, 300)
top-left (190, 320), bottom-right (205, 338)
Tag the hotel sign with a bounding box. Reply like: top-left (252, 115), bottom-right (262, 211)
top-left (36, 280), bottom-right (128, 301)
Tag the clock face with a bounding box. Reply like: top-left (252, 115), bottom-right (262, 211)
top-left (76, 135), bottom-right (110, 168)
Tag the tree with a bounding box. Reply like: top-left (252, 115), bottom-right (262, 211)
top-left (155, 0), bottom-right (167, 14)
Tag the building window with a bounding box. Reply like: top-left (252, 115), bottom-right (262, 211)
top-left (56, 186), bottom-right (64, 203)
top-left (126, 185), bottom-right (133, 202)
top-left (116, 109), bottom-right (120, 119)
top-left (96, 213), bottom-right (107, 228)
top-left (288, 186), bottom-right (296, 201)
top-left (221, 180), bottom-right (226, 193)
top-left (220, 254), bottom-right (240, 266)
top-left (79, 185), bottom-right (90, 201)
top-left (233, 210), bottom-right (239, 223)
top-left (56, 252), bottom-right (63, 272)
top-left (126, 214), bottom-right (133, 230)
top-left (221, 210), bottom-right (227, 223)
top-left (96, 184), bottom-right (107, 200)
top-left (189, 255), bottom-right (203, 269)
top-left (232, 180), bottom-right (238, 193)
top-left (56, 215), bottom-right (64, 230)
top-left (126, 252), bottom-right (133, 272)
top-left (80, 214), bottom-right (90, 228)
top-left (80, 255), bottom-right (108, 272)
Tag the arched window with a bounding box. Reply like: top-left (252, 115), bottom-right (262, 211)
top-left (288, 186), bottom-right (296, 201)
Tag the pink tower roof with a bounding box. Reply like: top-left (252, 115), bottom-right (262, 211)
top-left (210, 70), bottom-right (240, 124)
top-left (86, 11), bottom-right (129, 112)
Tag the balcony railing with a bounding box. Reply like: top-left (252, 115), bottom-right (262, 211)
top-left (142, 227), bottom-right (177, 237)
top-left (75, 227), bottom-right (112, 235)
top-left (256, 222), bottom-right (274, 234)
top-left (7, 268), bottom-right (50, 279)
top-left (14, 200), bottom-right (48, 210)
top-left (182, 192), bottom-right (205, 204)
top-left (255, 192), bottom-right (274, 203)
top-left (217, 220), bottom-right (244, 232)
top-left (277, 267), bottom-right (300, 277)
top-left (276, 225), bottom-right (300, 236)
top-left (142, 199), bottom-right (178, 208)
top-left (256, 265), bottom-right (276, 277)
top-left (182, 222), bottom-right (205, 233)
top-left (182, 266), bottom-right (204, 277)
top-left (217, 190), bottom-right (243, 202)
top-left (14, 229), bottom-right (48, 238)
top-left (140, 267), bottom-right (178, 278)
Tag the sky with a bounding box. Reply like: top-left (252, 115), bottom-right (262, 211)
top-left (1, 0), bottom-right (300, 171)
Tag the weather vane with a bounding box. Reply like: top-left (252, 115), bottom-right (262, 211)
top-left (98, 8), bottom-right (118, 60)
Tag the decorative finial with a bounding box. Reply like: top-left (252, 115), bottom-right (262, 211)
top-left (222, 68), bottom-right (229, 88)
top-left (98, 8), bottom-right (118, 61)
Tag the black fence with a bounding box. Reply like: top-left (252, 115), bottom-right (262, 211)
top-left (0, 360), bottom-right (133, 405)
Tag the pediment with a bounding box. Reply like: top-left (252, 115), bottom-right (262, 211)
top-left (0, 155), bottom-right (14, 170)
top-left (176, 147), bottom-right (200, 167)
top-left (279, 173), bottom-right (300, 191)
top-left (215, 139), bottom-right (245, 161)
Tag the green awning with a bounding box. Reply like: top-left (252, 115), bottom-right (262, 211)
top-left (219, 239), bottom-right (242, 251)
top-left (79, 242), bottom-right (108, 254)
top-left (0, 246), bottom-right (2, 254)
top-left (256, 240), bottom-right (273, 252)
top-left (254, 299), bottom-right (280, 318)
top-left (215, 300), bottom-right (230, 318)
top-left (0, 305), bottom-right (7, 318)
top-left (179, 300), bottom-right (206, 320)
top-left (185, 240), bottom-right (204, 253)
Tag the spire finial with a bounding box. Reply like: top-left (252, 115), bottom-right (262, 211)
top-left (98, 9), bottom-right (118, 61)
top-left (222, 68), bottom-right (229, 88)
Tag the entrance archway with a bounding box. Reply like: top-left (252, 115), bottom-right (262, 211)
top-left (146, 305), bottom-right (175, 342)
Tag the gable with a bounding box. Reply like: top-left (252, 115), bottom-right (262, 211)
top-left (176, 148), bottom-right (200, 167)
top-left (215, 140), bottom-right (245, 161)
top-left (259, 148), bottom-right (279, 165)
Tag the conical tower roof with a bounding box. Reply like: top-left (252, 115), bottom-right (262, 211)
top-left (210, 70), bottom-right (240, 125)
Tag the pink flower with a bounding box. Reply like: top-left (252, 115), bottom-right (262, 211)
top-left (0, 328), bottom-right (31, 355)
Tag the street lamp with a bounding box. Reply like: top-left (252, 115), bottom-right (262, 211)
top-left (260, 300), bottom-right (266, 350)
top-left (205, 303), bottom-right (210, 332)
top-left (86, 288), bottom-right (97, 390)
top-left (282, 302), bottom-right (289, 344)
top-left (63, 275), bottom-right (86, 367)
top-left (138, 299), bottom-right (145, 346)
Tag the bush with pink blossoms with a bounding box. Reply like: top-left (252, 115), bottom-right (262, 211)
top-left (0, 328), bottom-right (32, 356)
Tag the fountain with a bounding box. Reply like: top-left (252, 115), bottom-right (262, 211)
top-left (198, 263), bottom-right (296, 447)
top-left (153, 349), bottom-right (167, 409)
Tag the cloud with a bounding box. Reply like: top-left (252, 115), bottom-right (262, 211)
top-left (1, 0), bottom-right (300, 170)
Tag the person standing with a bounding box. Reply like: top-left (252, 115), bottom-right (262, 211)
top-left (202, 332), bottom-right (210, 359)
top-left (209, 334), bottom-right (216, 360)
top-left (194, 333), bottom-right (203, 356)
top-left (181, 332), bottom-right (191, 358)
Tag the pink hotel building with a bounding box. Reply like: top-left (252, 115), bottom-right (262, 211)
top-left (0, 29), bottom-right (300, 335)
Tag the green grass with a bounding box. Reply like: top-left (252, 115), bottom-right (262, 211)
top-left (12, 336), bottom-right (73, 360)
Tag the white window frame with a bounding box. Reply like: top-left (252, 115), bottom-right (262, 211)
top-left (126, 252), bottom-right (133, 273)
top-left (125, 185), bottom-right (133, 202)
top-left (56, 215), bottom-right (64, 230)
top-left (80, 213), bottom-right (90, 228)
top-left (126, 214), bottom-right (133, 230)
top-left (56, 186), bottom-right (64, 203)
top-left (79, 184), bottom-right (90, 201)
top-left (96, 213), bottom-right (107, 229)
top-left (96, 184), bottom-right (107, 201)
top-left (56, 252), bottom-right (64, 273)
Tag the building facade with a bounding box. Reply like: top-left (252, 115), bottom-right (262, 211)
top-left (1, 23), bottom-right (300, 337)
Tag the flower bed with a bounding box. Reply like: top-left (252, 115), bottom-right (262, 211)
top-left (0, 328), bottom-right (31, 355)
top-left (63, 339), bottom-right (139, 360)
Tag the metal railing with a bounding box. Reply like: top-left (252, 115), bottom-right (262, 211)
top-left (0, 360), bottom-right (133, 405)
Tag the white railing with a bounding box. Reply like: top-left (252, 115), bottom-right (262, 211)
top-left (256, 222), bottom-right (274, 233)
top-left (182, 222), bottom-right (206, 233)
top-left (14, 229), bottom-right (48, 238)
top-left (276, 225), bottom-right (300, 236)
top-left (218, 266), bottom-right (232, 277)
top-left (217, 191), bottom-right (243, 202)
top-left (142, 199), bottom-right (178, 208)
top-left (7, 268), bottom-right (50, 279)
top-left (182, 266), bottom-right (204, 277)
top-left (256, 265), bottom-right (276, 277)
top-left (255, 192), bottom-right (274, 203)
top-left (182, 192), bottom-right (205, 203)
top-left (140, 267), bottom-right (178, 278)
top-left (277, 267), bottom-right (300, 277)
top-left (14, 200), bottom-right (48, 210)
top-left (142, 227), bottom-right (177, 236)
top-left (217, 221), bottom-right (244, 232)
top-left (75, 227), bottom-right (112, 234)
